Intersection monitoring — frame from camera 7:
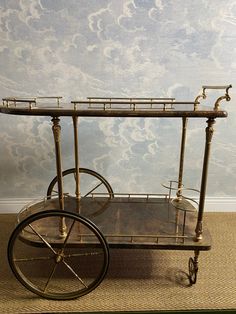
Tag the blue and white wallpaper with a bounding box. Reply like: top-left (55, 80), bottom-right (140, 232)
top-left (0, 0), bottom-right (235, 198)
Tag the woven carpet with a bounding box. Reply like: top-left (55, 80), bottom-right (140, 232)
top-left (0, 213), bottom-right (235, 313)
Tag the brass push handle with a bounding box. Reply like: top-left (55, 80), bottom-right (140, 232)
top-left (202, 85), bottom-right (232, 91)
top-left (202, 85), bottom-right (231, 89)
top-left (194, 85), bottom-right (232, 110)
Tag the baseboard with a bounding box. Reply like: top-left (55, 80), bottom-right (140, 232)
top-left (0, 197), bottom-right (235, 213)
top-left (0, 198), bottom-right (40, 213)
top-left (204, 197), bottom-right (236, 212)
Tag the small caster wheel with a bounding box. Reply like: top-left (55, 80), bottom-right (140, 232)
top-left (188, 257), bottom-right (198, 285)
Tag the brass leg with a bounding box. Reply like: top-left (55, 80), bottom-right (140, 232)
top-left (175, 209), bottom-right (179, 236)
top-left (177, 117), bottom-right (188, 198)
top-left (51, 117), bottom-right (67, 237)
top-left (72, 116), bottom-right (80, 200)
top-left (175, 118), bottom-right (188, 239)
top-left (195, 118), bottom-right (215, 241)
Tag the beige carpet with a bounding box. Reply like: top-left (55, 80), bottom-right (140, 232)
top-left (0, 213), bottom-right (235, 313)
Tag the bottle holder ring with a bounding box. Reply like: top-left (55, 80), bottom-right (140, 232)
top-left (162, 180), bottom-right (200, 212)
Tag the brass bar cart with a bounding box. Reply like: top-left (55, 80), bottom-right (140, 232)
top-left (0, 85), bottom-right (231, 300)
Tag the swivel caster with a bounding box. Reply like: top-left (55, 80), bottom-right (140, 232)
top-left (188, 256), bottom-right (198, 285)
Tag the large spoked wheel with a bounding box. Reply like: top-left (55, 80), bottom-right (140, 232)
top-left (8, 210), bottom-right (109, 300)
top-left (47, 168), bottom-right (114, 199)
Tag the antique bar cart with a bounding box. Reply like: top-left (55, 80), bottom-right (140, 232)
top-left (0, 85), bottom-right (231, 300)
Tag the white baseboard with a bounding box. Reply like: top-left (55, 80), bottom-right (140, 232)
top-left (0, 197), bottom-right (235, 213)
top-left (0, 198), bottom-right (39, 213)
top-left (204, 197), bottom-right (236, 212)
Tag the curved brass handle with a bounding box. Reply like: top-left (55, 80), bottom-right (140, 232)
top-left (194, 84), bottom-right (232, 110)
top-left (210, 85), bottom-right (232, 110)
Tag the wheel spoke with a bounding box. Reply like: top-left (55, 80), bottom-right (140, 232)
top-left (28, 224), bottom-right (57, 255)
top-left (83, 182), bottom-right (103, 197)
top-left (64, 251), bottom-right (103, 258)
top-left (62, 260), bottom-right (88, 288)
top-left (60, 220), bottom-right (76, 253)
top-left (43, 262), bottom-right (58, 292)
top-left (14, 256), bottom-right (54, 262)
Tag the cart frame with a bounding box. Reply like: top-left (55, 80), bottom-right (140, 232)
top-left (0, 85), bottom-right (232, 299)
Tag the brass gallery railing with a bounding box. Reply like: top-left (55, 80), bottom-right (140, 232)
top-left (2, 84), bottom-right (232, 112)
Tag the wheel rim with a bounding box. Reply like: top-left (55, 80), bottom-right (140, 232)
top-left (47, 168), bottom-right (113, 199)
top-left (46, 168), bottom-right (113, 217)
top-left (8, 210), bottom-right (109, 300)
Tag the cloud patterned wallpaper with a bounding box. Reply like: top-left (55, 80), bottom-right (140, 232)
top-left (0, 0), bottom-right (235, 199)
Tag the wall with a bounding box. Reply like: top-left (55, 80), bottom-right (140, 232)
top-left (0, 0), bottom-right (235, 211)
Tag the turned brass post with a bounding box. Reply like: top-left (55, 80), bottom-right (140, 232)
top-left (174, 117), bottom-right (188, 236)
top-left (177, 117), bottom-right (188, 198)
top-left (73, 116), bottom-right (80, 200)
top-left (195, 118), bottom-right (215, 241)
top-left (51, 116), bottom-right (67, 237)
